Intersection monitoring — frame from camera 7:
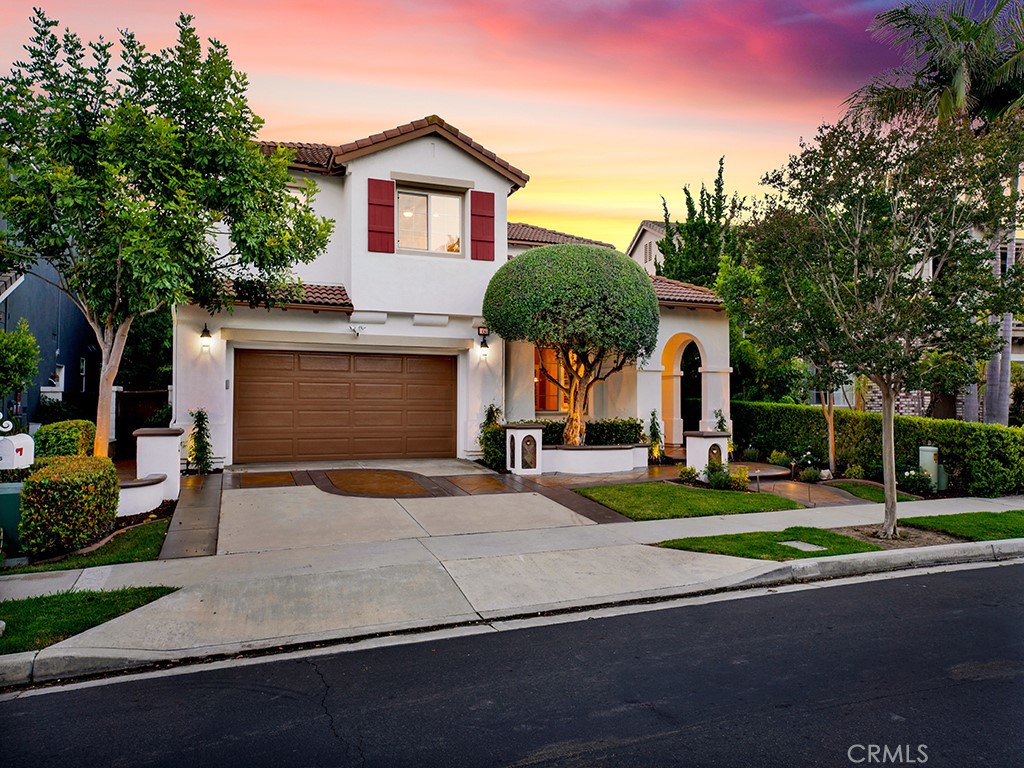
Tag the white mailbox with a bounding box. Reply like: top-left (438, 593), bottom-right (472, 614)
top-left (0, 434), bottom-right (34, 470)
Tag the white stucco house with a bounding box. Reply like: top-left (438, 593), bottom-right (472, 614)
top-left (625, 219), bottom-right (667, 276)
top-left (172, 116), bottom-right (731, 468)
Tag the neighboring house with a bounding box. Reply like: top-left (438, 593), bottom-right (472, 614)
top-left (172, 116), bottom-right (730, 467)
top-left (625, 220), bottom-right (667, 276)
top-left (506, 222), bottom-right (613, 258)
top-left (0, 262), bottom-right (100, 424)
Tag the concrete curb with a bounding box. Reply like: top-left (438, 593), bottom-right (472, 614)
top-left (3, 539), bottom-right (1024, 690)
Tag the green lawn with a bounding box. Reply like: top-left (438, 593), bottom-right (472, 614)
top-left (2, 519), bottom-right (170, 575)
top-left (829, 481), bottom-right (914, 503)
top-left (901, 509), bottom-right (1024, 541)
top-left (577, 482), bottom-right (802, 521)
top-left (0, 587), bottom-right (176, 655)
top-left (659, 526), bottom-right (883, 561)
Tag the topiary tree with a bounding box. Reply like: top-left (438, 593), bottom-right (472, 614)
top-left (483, 244), bottom-right (659, 446)
top-left (0, 318), bottom-right (40, 406)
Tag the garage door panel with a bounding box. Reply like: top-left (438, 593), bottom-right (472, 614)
top-left (353, 410), bottom-right (402, 427)
top-left (237, 381), bottom-right (294, 401)
top-left (354, 356), bottom-right (404, 374)
top-left (406, 383), bottom-right (454, 402)
top-left (295, 437), bottom-right (352, 456)
top-left (353, 383), bottom-right (404, 400)
top-left (297, 410), bottom-right (351, 428)
top-left (236, 351), bottom-right (296, 375)
top-left (297, 382), bottom-right (351, 401)
top-left (350, 436), bottom-right (406, 455)
top-left (406, 411), bottom-right (454, 427)
top-left (236, 410), bottom-right (293, 429)
top-left (299, 354), bottom-right (351, 372)
top-left (234, 350), bottom-right (456, 463)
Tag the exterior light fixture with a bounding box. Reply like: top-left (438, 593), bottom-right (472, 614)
top-left (200, 323), bottom-right (212, 351)
top-left (477, 325), bottom-right (490, 359)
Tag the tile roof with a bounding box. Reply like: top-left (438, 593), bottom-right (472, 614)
top-left (333, 115), bottom-right (529, 190)
top-left (257, 141), bottom-right (342, 174)
top-left (641, 219), bottom-right (666, 235)
top-left (260, 115), bottom-right (529, 189)
top-left (507, 222), bottom-right (614, 248)
top-left (234, 282), bottom-right (353, 313)
top-left (289, 283), bottom-right (353, 311)
top-left (651, 275), bottom-right (722, 307)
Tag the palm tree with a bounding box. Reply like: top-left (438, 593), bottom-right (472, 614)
top-left (848, 0), bottom-right (1024, 425)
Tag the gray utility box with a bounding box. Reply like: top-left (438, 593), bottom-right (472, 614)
top-left (919, 446), bottom-right (947, 492)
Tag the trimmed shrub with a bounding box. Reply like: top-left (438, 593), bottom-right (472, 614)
top-left (741, 446), bottom-right (760, 462)
top-left (18, 455), bottom-right (119, 556)
top-left (799, 466), bottom-right (822, 483)
top-left (34, 419), bottom-right (96, 457)
top-left (678, 465), bottom-right (699, 483)
top-left (707, 468), bottom-right (732, 490)
top-left (479, 417), bottom-right (646, 471)
top-left (729, 465), bottom-right (749, 491)
top-left (731, 400), bottom-right (1024, 497)
top-left (899, 468), bottom-right (933, 496)
top-left (767, 449), bottom-right (792, 467)
top-left (844, 464), bottom-right (865, 480)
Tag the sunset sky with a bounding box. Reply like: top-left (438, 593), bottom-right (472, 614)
top-left (0, 0), bottom-right (905, 249)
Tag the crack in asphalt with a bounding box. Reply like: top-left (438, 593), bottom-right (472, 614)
top-left (305, 658), bottom-right (366, 767)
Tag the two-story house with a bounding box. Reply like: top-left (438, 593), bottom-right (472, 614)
top-left (172, 116), bottom-right (731, 467)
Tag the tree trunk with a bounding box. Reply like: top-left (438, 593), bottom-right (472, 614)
top-left (878, 383), bottom-right (899, 539)
top-left (821, 390), bottom-right (836, 475)
top-left (984, 232), bottom-right (1004, 424)
top-left (562, 375), bottom-right (587, 446)
top-left (91, 320), bottom-right (133, 458)
top-left (963, 382), bottom-right (979, 422)
top-left (996, 184), bottom-right (1018, 427)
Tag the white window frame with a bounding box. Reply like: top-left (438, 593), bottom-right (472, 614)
top-left (395, 188), bottom-right (465, 258)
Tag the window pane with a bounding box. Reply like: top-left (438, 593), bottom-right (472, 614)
top-left (429, 194), bottom-right (461, 253)
top-left (398, 192), bottom-right (427, 251)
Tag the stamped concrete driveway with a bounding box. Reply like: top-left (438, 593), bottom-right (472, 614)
top-left (217, 485), bottom-right (595, 554)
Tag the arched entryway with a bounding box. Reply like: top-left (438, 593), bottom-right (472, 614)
top-left (661, 333), bottom-right (707, 446)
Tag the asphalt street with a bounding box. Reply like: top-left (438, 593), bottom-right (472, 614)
top-left (3, 563), bottom-right (1022, 767)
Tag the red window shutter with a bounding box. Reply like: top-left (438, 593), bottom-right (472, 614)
top-left (368, 178), bottom-right (395, 253)
top-left (470, 190), bottom-right (495, 261)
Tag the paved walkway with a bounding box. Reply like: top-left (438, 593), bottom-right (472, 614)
top-left (3, 486), bottom-right (1023, 681)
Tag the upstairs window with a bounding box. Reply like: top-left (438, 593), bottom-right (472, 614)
top-left (398, 190), bottom-right (462, 254)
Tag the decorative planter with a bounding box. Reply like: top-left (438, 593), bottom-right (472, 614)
top-left (544, 444), bottom-right (649, 474)
top-left (0, 482), bottom-right (23, 554)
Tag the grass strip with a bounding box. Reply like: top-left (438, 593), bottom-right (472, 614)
top-left (0, 587), bottom-right (176, 655)
top-left (2, 519), bottom-right (170, 575)
top-left (577, 482), bottom-right (801, 521)
top-left (900, 509), bottom-right (1024, 541)
top-left (659, 526), bottom-right (883, 561)
top-left (828, 481), bottom-right (913, 503)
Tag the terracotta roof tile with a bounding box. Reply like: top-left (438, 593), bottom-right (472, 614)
top-left (257, 141), bottom-right (336, 172)
top-left (651, 275), bottom-right (722, 307)
top-left (262, 116), bottom-right (528, 189)
top-left (507, 222), bottom-right (614, 248)
top-left (642, 219), bottom-right (666, 235)
top-left (294, 283), bottom-right (353, 311)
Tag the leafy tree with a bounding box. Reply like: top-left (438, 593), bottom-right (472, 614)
top-left (0, 11), bottom-right (333, 457)
top-left (749, 116), bottom-right (1021, 538)
top-left (483, 244), bottom-right (659, 446)
top-left (657, 157), bottom-right (745, 288)
top-left (721, 207), bottom-right (853, 475)
top-left (116, 308), bottom-right (171, 390)
top-left (848, 0), bottom-right (1024, 425)
top-left (727, 322), bottom-right (806, 404)
top-left (0, 318), bottom-right (40, 410)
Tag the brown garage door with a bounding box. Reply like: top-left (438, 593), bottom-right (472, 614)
top-left (233, 350), bottom-right (457, 464)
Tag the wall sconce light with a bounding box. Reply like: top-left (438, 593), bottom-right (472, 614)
top-left (200, 323), bottom-right (212, 351)
top-left (477, 325), bottom-right (490, 359)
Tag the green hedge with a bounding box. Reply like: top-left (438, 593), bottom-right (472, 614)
top-left (18, 455), bottom-right (119, 556)
top-left (731, 401), bottom-right (1024, 497)
top-left (479, 417), bottom-right (645, 471)
top-left (33, 419), bottom-right (96, 457)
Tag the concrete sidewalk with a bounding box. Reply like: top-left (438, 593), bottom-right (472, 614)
top-left (3, 492), bottom-right (1024, 685)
